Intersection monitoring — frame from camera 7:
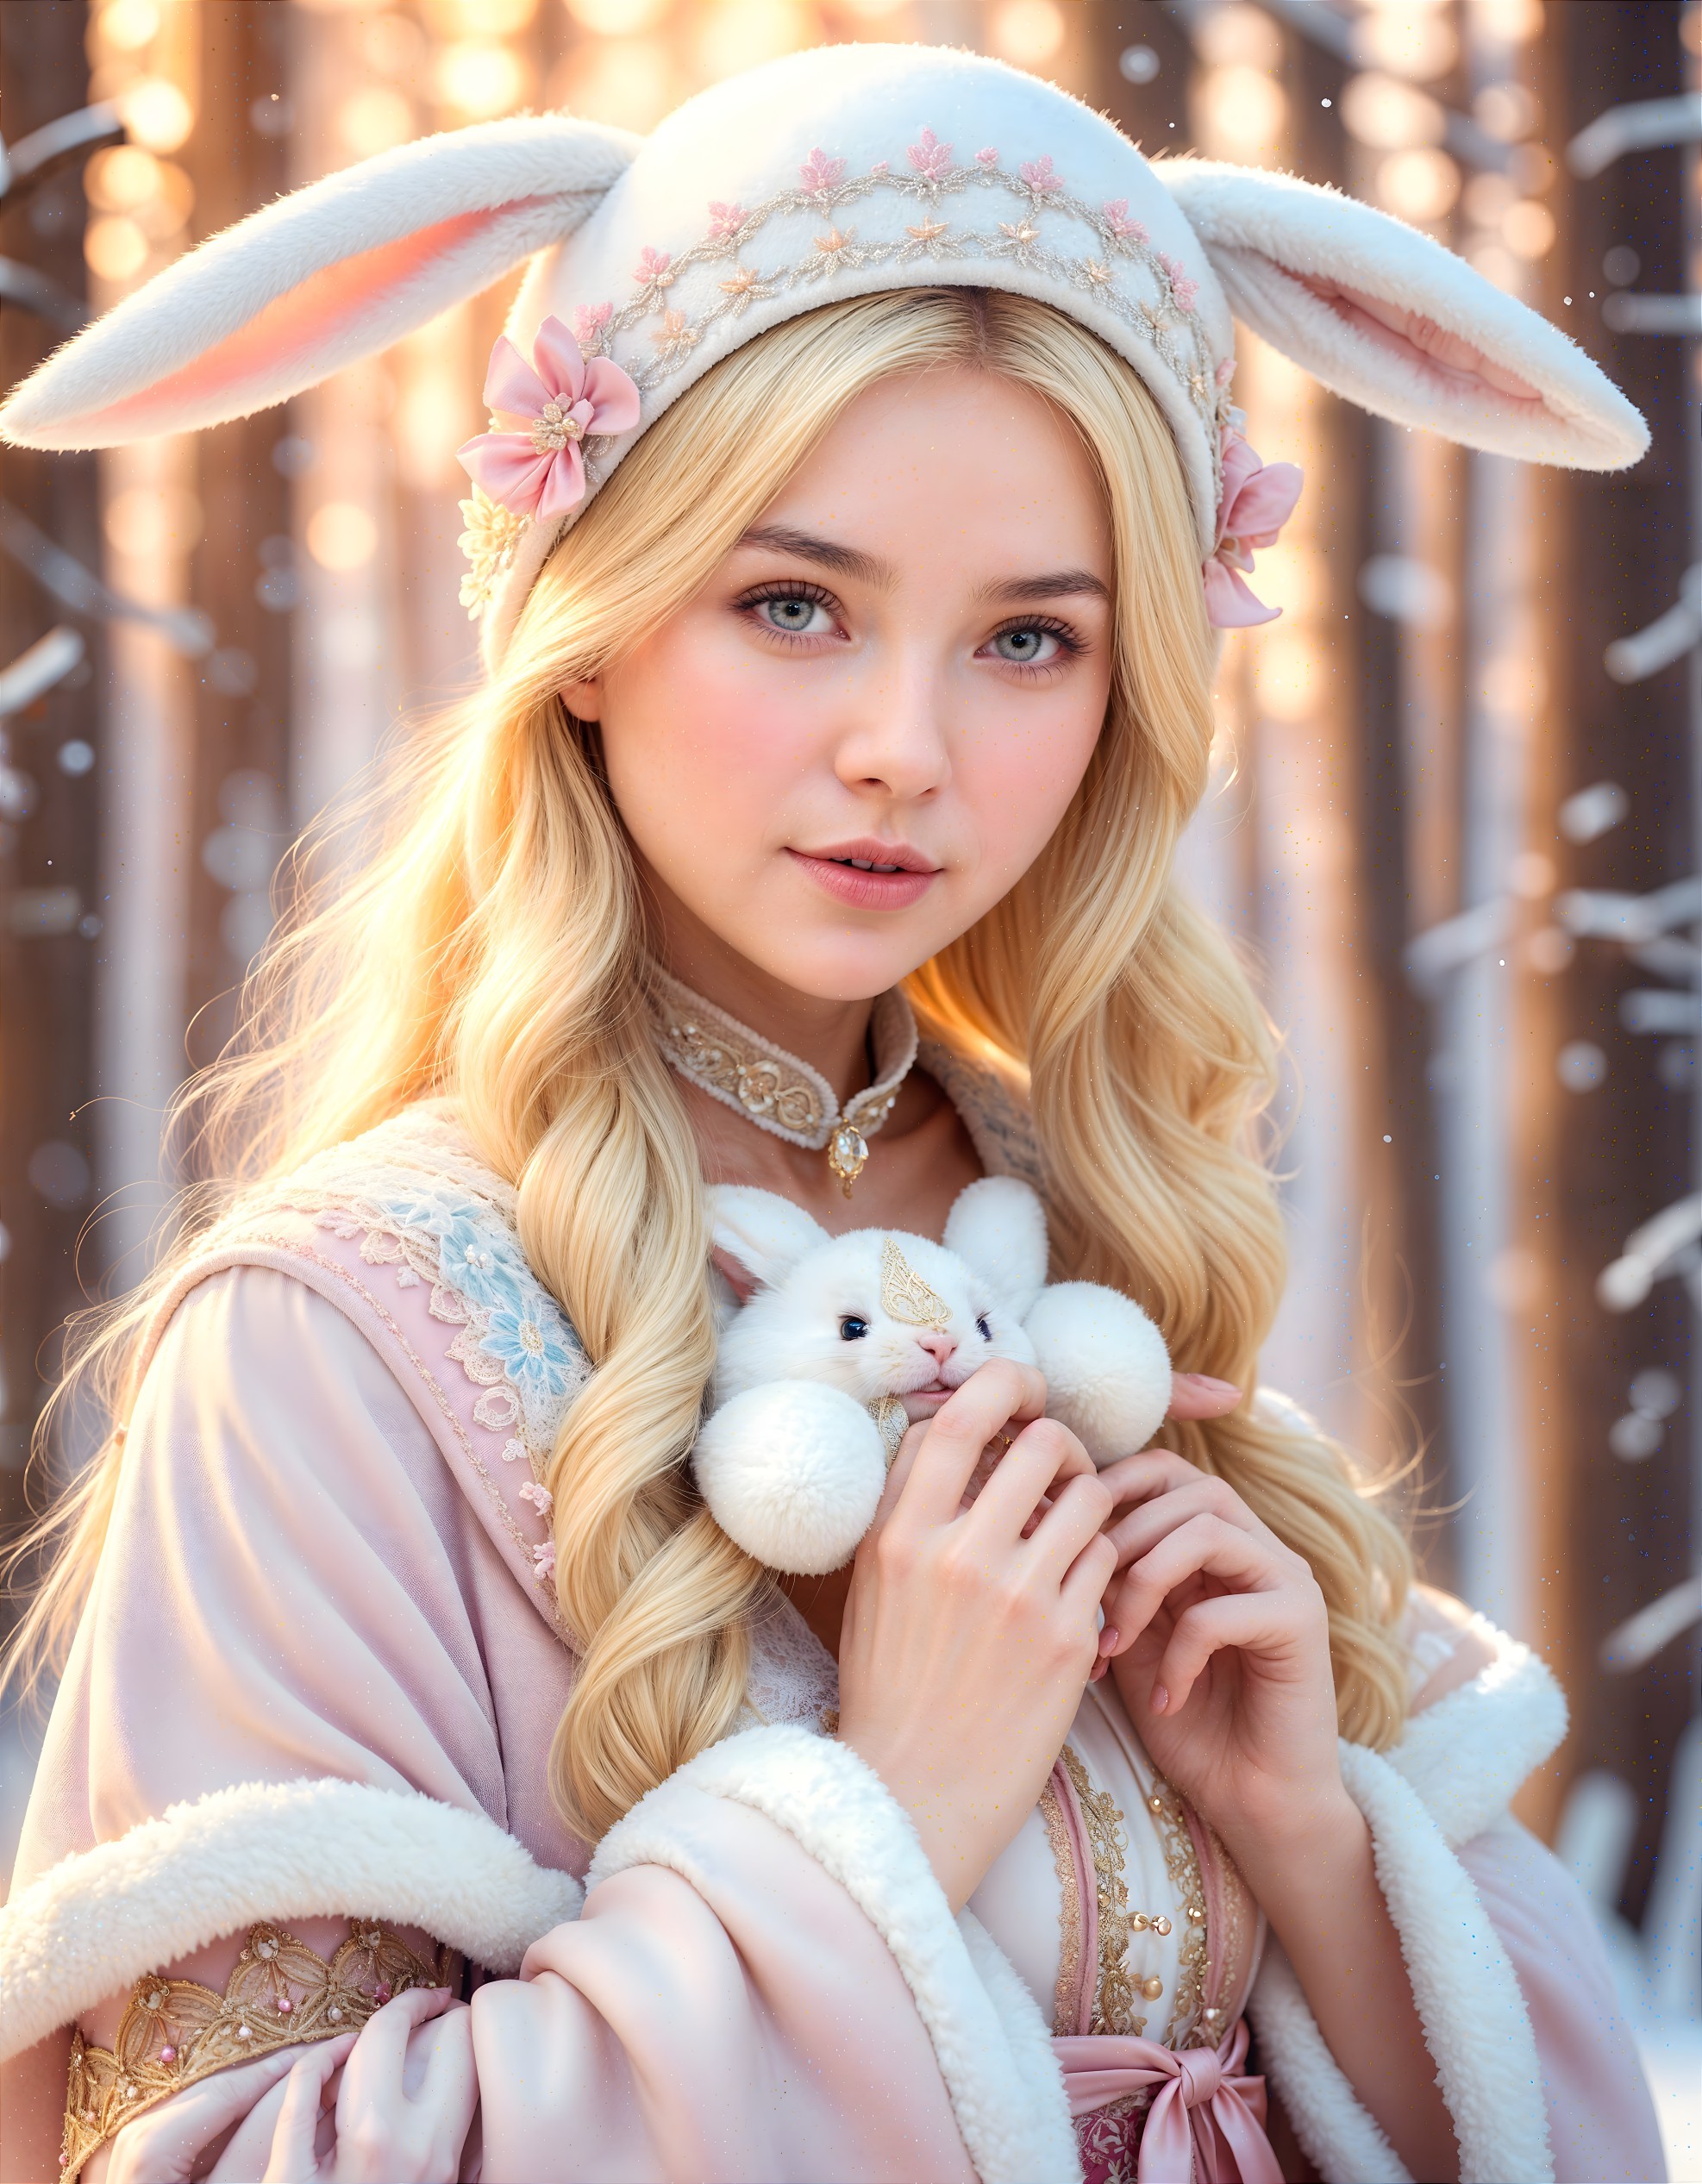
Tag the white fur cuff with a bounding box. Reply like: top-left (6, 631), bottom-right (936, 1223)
top-left (593, 1724), bottom-right (1080, 2184)
top-left (0, 1779), bottom-right (584, 2062)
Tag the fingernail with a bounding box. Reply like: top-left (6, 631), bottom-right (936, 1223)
top-left (1090, 1657), bottom-right (1108, 1682)
top-left (1150, 1683), bottom-right (1169, 1713)
top-left (1098, 1625), bottom-right (1120, 1656)
top-left (1181, 1374), bottom-right (1240, 1395)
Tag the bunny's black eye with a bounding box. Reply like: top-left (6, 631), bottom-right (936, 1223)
top-left (976, 1315), bottom-right (992, 1340)
top-left (840, 1316), bottom-right (869, 1341)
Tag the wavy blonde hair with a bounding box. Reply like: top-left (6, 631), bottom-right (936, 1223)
top-left (6, 289), bottom-right (1411, 1841)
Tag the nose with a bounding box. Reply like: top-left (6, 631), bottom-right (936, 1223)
top-left (833, 648), bottom-right (954, 803)
top-left (918, 1332), bottom-right (958, 1373)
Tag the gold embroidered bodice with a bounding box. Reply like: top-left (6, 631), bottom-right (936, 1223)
top-left (61, 1923), bottom-right (456, 2181)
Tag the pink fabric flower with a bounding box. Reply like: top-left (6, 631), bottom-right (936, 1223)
top-left (798, 147), bottom-right (845, 193)
top-left (1204, 429), bottom-right (1303, 629)
top-left (908, 127), bottom-right (952, 179)
top-left (633, 245), bottom-right (673, 286)
top-left (1020, 154), bottom-right (1063, 195)
top-left (572, 300), bottom-right (612, 347)
top-left (1160, 251), bottom-right (1198, 313)
top-left (975, 146), bottom-right (999, 166)
top-left (708, 201), bottom-right (745, 238)
top-left (1101, 198), bottom-right (1148, 242)
top-left (456, 316), bottom-right (641, 524)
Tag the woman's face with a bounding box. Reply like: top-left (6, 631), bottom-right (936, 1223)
top-left (573, 366), bottom-right (1115, 1002)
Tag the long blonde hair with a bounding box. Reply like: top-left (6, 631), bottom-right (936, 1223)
top-left (6, 290), bottom-right (1411, 1841)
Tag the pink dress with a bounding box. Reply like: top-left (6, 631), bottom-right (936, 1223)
top-left (0, 1077), bottom-right (1667, 2184)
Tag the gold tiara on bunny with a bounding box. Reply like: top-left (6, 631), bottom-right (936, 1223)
top-left (1, 43), bottom-right (1646, 672)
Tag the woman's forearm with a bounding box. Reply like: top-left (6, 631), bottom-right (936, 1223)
top-left (1232, 1797), bottom-right (1459, 2184)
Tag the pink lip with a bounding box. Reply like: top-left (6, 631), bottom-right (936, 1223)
top-left (788, 838), bottom-right (941, 912)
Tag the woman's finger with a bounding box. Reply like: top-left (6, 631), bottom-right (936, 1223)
top-left (1148, 1586), bottom-right (1317, 1712)
top-left (1103, 1475), bottom-right (1267, 1568)
top-left (891, 1359), bottom-right (1048, 1527)
top-left (1021, 1466), bottom-right (1117, 1581)
top-left (107, 2049), bottom-right (310, 2184)
top-left (335, 1988), bottom-right (455, 2117)
top-left (1167, 1372), bottom-right (1242, 1419)
top-left (206, 2074), bottom-right (297, 2182)
top-left (967, 1413), bottom-right (1097, 1540)
top-left (1112, 1512), bottom-right (1292, 1643)
top-left (1092, 1448), bottom-right (1209, 1513)
top-left (261, 2035), bottom-right (357, 2181)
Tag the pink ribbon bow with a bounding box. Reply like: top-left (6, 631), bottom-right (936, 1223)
top-left (1056, 2018), bottom-right (1285, 2184)
top-left (1203, 430), bottom-right (1303, 629)
top-left (457, 315), bottom-right (641, 523)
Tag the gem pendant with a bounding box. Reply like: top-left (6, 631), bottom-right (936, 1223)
top-left (828, 1123), bottom-right (869, 1198)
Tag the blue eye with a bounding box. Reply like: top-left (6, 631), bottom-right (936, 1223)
top-left (976, 1315), bottom-right (992, 1340)
top-left (840, 1316), bottom-right (869, 1341)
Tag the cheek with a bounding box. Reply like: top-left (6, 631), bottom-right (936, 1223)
top-left (957, 680), bottom-right (1109, 883)
top-left (597, 617), bottom-right (823, 870)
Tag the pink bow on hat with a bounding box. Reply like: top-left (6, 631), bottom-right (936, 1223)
top-left (1203, 429), bottom-right (1303, 629)
top-left (457, 316), bottom-right (641, 523)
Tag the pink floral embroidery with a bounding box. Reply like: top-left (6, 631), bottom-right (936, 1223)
top-left (975, 146), bottom-right (999, 166)
top-left (519, 1480), bottom-right (554, 1518)
top-left (707, 201), bottom-right (746, 238)
top-left (870, 159), bottom-right (890, 175)
top-left (456, 316), bottom-right (641, 524)
top-left (908, 126), bottom-right (953, 179)
top-left (1102, 197), bottom-right (1148, 242)
top-left (1161, 251), bottom-right (1199, 312)
top-left (532, 1538), bottom-right (558, 1582)
top-left (1216, 357), bottom-right (1236, 387)
top-left (1204, 428), bottom-right (1303, 629)
top-left (633, 245), bottom-right (673, 287)
top-left (798, 147), bottom-right (845, 194)
top-left (1020, 154), bottom-right (1063, 196)
top-left (571, 300), bottom-right (611, 346)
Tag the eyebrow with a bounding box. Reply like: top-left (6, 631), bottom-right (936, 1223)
top-left (737, 524), bottom-right (1111, 607)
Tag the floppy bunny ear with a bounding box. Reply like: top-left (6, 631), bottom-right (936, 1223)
top-left (943, 1177), bottom-right (1049, 1320)
top-left (0, 114), bottom-right (636, 452)
top-left (710, 1186), bottom-right (831, 1296)
top-left (1158, 160), bottom-right (1647, 471)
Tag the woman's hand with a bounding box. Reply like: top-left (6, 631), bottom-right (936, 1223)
top-left (1096, 1449), bottom-right (1348, 1860)
top-left (97, 1989), bottom-right (475, 2184)
top-left (835, 1357), bottom-right (1116, 1912)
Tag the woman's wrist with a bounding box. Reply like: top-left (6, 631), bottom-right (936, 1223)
top-left (1211, 1782), bottom-right (1367, 1931)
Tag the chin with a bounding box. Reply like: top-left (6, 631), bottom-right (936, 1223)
top-left (730, 924), bottom-right (938, 1004)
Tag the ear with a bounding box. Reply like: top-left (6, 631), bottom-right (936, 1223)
top-left (943, 1177), bottom-right (1048, 1319)
top-left (0, 115), bottom-right (636, 452)
top-left (1158, 160), bottom-right (1647, 471)
top-left (709, 1186), bottom-right (830, 1295)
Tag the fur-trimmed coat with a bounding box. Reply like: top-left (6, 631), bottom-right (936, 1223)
top-left (0, 1077), bottom-right (1666, 2183)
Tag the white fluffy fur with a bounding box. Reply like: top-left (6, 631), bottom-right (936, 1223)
top-left (0, 1779), bottom-right (584, 2063)
top-left (595, 1725), bottom-right (1079, 2184)
top-left (1249, 1633), bottom-right (1567, 2184)
top-left (698, 1178), bottom-right (1168, 1570)
top-left (692, 1380), bottom-right (889, 1574)
top-left (1160, 160), bottom-right (1648, 470)
top-left (0, 116), bottom-right (635, 449)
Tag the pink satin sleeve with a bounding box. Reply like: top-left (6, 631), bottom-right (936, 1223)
top-left (471, 1793), bottom-right (975, 2184)
top-left (1460, 1820), bottom-right (1667, 2184)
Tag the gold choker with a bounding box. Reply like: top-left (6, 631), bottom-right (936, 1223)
top-left (648, 967), bottom-right (917, 1197)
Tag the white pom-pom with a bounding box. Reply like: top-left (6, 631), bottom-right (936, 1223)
top-left (1023, 1282), bottom-right (1171, 1467)
top-left (692, 1381), bottom-right (886, 1575)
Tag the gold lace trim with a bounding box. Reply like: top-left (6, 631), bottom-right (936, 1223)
top-left (61, 1923), bottom-right (456, 2181)
top-left (1059, 1744), bottom-right (1143, 2037)
top-left (1038, 1767), bottom-right (1085, 2037)
top-left (1146, 1780), bottom-right (1211, 2048)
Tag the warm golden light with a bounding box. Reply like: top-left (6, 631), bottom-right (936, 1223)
top-left (1502, 199), bottom-right (1555, 260)
top-left (103, 484), bottom-right (204, 557)
top-left (306, 503), bottom-right (379, 572)
top-left (1354, 3), bottom-right (1457, 82)
top-left (434, 40), bottom-right (529, 116)
top-left (563, 0), bottom-right (671, 28)
top-left (118, 77), bottom-right (194, 153)
top-left (691, 0), bottom-right (816, 79)
top-left (84, 214), bottom-right (149, 281)
top-left (1377, 147), bottom-right (1461, 222)
top-left (1196, 66), bottom-right (1288, 157)
top-left (85, 144), bottom-right (161, 211)
top-left (551, 37), bottom-right (679, 129)
top-left (1193, 2), bottom-right (1280, 69)
top-left (1341, 72), bottom-right (1445, 150)
top-left (422, 0), bottom-right (539, 30)
top-left (337, 86), bottom-right (416, 156)
top-left (988, 0), bottom-right (1066, 66)
top-left (97, 0), bottom-right (161, 53)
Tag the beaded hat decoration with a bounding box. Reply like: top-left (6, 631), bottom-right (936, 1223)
top-left (2, 43), bottom-right (1646, 667)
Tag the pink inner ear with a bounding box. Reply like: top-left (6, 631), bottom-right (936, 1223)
top-left (711, 1247), bottom-right (762, 1306)
top-left (79, 198), bottom-right (556, 441)
top-left (1297, 273), bottom-right (1543, 404)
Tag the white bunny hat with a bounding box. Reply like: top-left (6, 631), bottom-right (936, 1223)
top-left (1, 41), bottom-right (1646, 668)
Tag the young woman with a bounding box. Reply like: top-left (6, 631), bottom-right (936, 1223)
top-left (0, 42), bottom-right (1666, 2184)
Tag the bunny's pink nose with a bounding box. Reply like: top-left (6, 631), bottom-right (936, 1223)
top-left (917, 1332), bottom-right (958, 1369)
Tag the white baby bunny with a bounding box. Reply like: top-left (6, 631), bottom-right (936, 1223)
top-left (693, 1175), bottom-right (1172, 1574)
